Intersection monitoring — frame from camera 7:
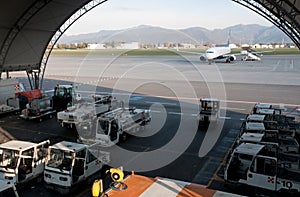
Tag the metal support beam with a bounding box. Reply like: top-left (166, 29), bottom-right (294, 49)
top-left (233, 0), bottom-right (300, 49)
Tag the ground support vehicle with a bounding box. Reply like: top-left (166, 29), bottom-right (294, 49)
top-left (252, 103), bottom-right (283, 115)
top-left (78, 107), bottom-right (151, 147)
top-left (245, 113), bottom-right (299, 132)
top-left (0, 79), bottom-right (24, 115)
top-left (238, 132), bottom-right (299, 154)
top-left (44, 141), bottom-right (109, 194)
top-left (57, 95), bottom-right (118, 129)
top-left (240, 121), bottom-right (296, 140)
top-left (52, 84), bottom-right (78, 112)
top-left (17, 84), bottom-right (78, 121)
top-left (0, 140), bottom-right (49, 185)
top-left (225, 143), bottom-right (300, 193)
top-left (198, 98), bottom-right (220, 124)
top-left (17, 89), bottom-right (54, 121)
top-left (0, 104), bottom-right (17, 116)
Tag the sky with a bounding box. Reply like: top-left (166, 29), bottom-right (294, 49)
top-left (65, 0), bottom-right (273, 35)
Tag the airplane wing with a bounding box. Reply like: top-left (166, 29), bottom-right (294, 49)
top-left (175, 49), bottom-right (205, 56)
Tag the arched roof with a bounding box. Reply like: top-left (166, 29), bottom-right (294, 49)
top-left (233, 0), bottom-right (300, 49)
top-left (0, 0), bottom-right (90, 72)
top-left (0, 0), bottom-right (299, 87)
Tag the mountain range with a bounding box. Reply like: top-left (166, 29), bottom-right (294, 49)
top-left (59, 24), bottom-right (291, 45)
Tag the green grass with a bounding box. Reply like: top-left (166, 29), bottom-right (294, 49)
top-left (51, 47), bottom-right (299, 56)
top-left (124, 49), bottom-right (179, 56)
top-left (51, 49), bottom-right (180, 56)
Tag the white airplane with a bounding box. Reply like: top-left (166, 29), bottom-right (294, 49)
top-left (177, 40), bottom-right (237, 64)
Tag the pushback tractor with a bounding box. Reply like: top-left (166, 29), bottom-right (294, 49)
top-left (44, 141), bottom-right (109, 194)
top-left (198, 98), bottom-right (220, 124)
top-left (78, 107), bottom-right (151, 147)
top-left (0, 140), bottom-right (49, 185)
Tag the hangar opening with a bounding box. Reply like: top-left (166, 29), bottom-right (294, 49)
top-left (0, 0), bottom-right (299, 89)
top-left (0, 1), bottom-right (299, 196)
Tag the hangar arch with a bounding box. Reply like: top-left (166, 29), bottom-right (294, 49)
top-left (233, 0), bottom-right (300, 50)
top-left (0, 0), bottom-right (299, 89)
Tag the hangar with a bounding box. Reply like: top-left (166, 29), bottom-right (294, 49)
top-left (0, 0), bottom-right (299, 89)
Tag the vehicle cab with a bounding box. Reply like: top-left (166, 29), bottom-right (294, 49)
top-left (225, 143), bottom-right (300, 192)
top-left (44, 141), bottom-right (107, 194)
top-left (252, 103), bottom-right (282, 115)
top-left (52, 84), bottom-right (80, 112)
top-left (199, 98), bottom-right (220, 123)
top-left (0, 140), bottom-right (49, 185)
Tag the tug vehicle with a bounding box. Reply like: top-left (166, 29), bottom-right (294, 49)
top-left (57, 95), bottom-right (118, 128)
top-left (225, 143), bottom-right (300, 193)
top-left (198, 98), bottom-right (220, 123)
top-left (252, 103), bottom-right (283, 115)
top-left (246, 113), bottom-right (298, 131)
top-left (52, 84), bottom-right (77, 112)
top-left (238, 132), bottom-right (300, 154)
top-left (0, 140), bottom-right (49, 185)
top-left (78, 107), bottom-right (151, 147)
top-left (44, 141), bottom-right (109, 194)
top-left (240, 120), bottom-right (296, 141)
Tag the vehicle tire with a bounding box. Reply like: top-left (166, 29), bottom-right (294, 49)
top-left (121, 133), bottom-right (127, 142)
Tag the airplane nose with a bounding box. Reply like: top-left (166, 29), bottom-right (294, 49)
top-left (206, 53), bottom-right (213, 60)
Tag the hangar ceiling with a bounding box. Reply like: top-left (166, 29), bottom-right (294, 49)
top-left (0, 0), bottom-right (299, 89)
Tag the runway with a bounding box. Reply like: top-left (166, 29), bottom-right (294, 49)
top-left (4, 53), bottom-right (300, 196)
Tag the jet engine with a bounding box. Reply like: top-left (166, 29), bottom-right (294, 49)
top-left (229, 55), bottom-right (236, 61)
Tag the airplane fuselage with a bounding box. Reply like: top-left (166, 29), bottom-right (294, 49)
top-left (205, 46), bottom-right (231, 61)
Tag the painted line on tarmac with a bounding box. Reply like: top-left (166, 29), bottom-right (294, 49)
top-left (168, 112), bottom-right (183, 116)
top-left (219, 116), bottom-right (231, 120)
top-left (222, 107), bottom-right (246, 111)
top-left (44, 89), bottom-right (54, 93)
top-left (223, 99), bottom-right (299, 107)
top-left (146, 101), bottom-right (178, 106)
top-left (272, 60), bottom-right (281, 71)
top-left (151, 110), bottom-right (232, 119)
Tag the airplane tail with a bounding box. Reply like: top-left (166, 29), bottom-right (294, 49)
top-left (226, 30), bottom-right (231, 47)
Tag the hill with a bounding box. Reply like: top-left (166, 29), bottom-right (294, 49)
top-left (59, 24), bottom-right (291, 44)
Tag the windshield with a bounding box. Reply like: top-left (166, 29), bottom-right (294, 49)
top-left (201, 101), bottom-right (219, 112)
top-left (46, 148), bottom-right (73, 171)
top-left (97, 119), bottom-right (110, 135)
top-left (0, 149), bottom-right (19, 169)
